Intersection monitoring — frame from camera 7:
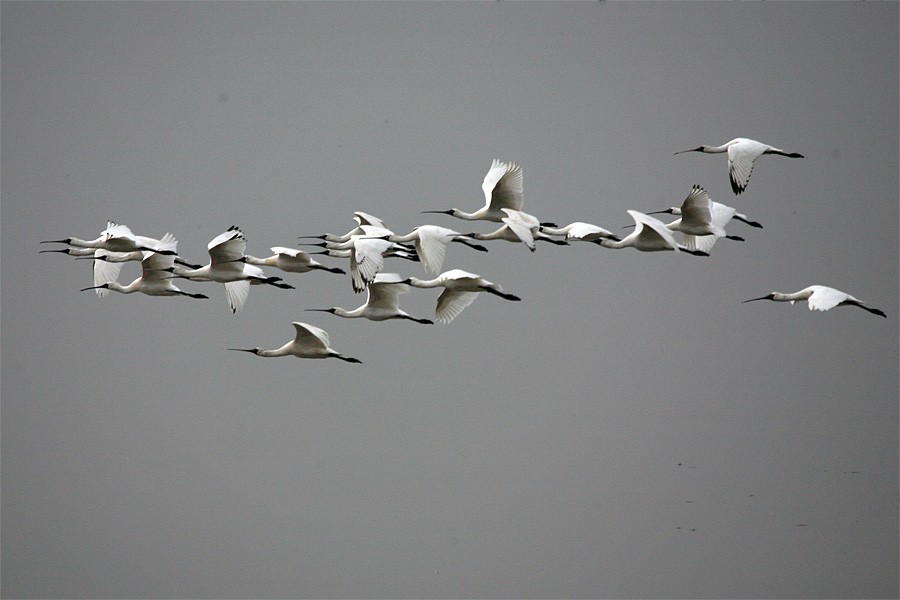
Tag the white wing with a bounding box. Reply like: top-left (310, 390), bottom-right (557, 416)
top-left (482, 159), bottom-right (524, 213)
top-left (353, 212), bottom-right (387, 229)
top-left (413, 226), bottom-right (452, 275)
top-left (680, 232), bottom-right (719, 254)
top-left (292, 321), bottom-right (330, 350)
top-left (728, 139), bottom-right (766, 194)
top-left (92, 249), bottom-right (128, 297)
top-left (140, 233), bottom-right (177, 284)
top-left (807, 286), bottom-right (847, 312)
top-left (500, 209), bottom-right (537, 251)
top-left (350, 238), bottom-right (392, 292)
top-left (679, 186), bottom-right (714, 231)
top-left (628, 210), bottom-right (681, 250)
top-left (434, 289), bottom-right (479, 324)
top-left (224, 280), bottom-right (251, 313)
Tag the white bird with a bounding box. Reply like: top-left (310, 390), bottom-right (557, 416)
top-left (742, 285), bottom-right (886, 317)
top-left (298, 211), bottom-right (392, 243)
top-left (674, 137), bottom-right (804, 195)
top-left (402, 268), bottom-right (521, 324)
top-left (538, 221), bottom-right (621, 244)
top-left (644, 188), bottom-right (761, 253)
top-left (596, 210), bottom-right (709, 256)
top-left (466, 208), bottom-right (568, 252)
top-left (305, 231), bottom-right (414, 293)
top-left (389, 225), bottom-right (487, 275)
top-left (166, 226), bottom-right (293, 313)
top-left (228, 321), bottom-right (362, 363)
top-left (42, 221), bottom-right (178, 255)
top-left (423, 158), bottom-right (528, 223)
top-left (237, 247), bottom-right (346, 275)
top-left (649, 185), bottom-right (746, 253)
top-left (79, 234), bottom-right (208, 300)
top-left (306, 273), bottom-right (434, 324)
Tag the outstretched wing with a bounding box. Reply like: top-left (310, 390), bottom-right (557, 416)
top-left (482, 159), bottom-right (524, 213)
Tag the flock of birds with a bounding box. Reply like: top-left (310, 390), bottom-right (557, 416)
top-left (42, 137), bottom-right (887, 364)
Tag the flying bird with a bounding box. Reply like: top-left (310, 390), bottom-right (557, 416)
top-left (236, 247), bottom-right (345, 275)
top-left (674, 137), bottom-right (803, 194)
top-left (229, 321), bottom-right (362, 363)
top-left (596, 210), bottom-right (709, 256)
top-left (539, 221), bottom-right (621, 243)
top-left (466, 208), bottom-right (567, 252)
top-left (402, 268), bottom-right (521, 324)
top-left (42, 221), bottom-right (177, 255)
top-left (423, 158), bottom-right (526, 222)
top-left (165, 226), bottom-right (293, 313)
top-left (389, 225), bottom-right (487, 275)
top-left (79, 234), bottom-right (208, 299)
top-left (306, 273), bottom-right (433, 324)
top-left (742, 285), bottom-right (886, 317)
top-left (647, 185), bottom-right (746, 253)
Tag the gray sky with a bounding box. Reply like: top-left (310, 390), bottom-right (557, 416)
top-left (2, 2), bottom-right (897, 598)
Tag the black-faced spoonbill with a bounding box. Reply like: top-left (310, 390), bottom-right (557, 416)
top-left (674, 138), bottom-right (804, 195)
top-left (237, 247), bottom-right (346, 275)
top-left (422, 158), bottom-right (526, 223)
top-left (164, 226), bottom-right (293, 313)
top-left (389, 225), bottom-right (487, 275)
top-left (42, 221), bottom-right (178, 255)
top-left (306, 273), bottom-right (433, 324)
top-left (742, 285), bottom-right (886, 318)
top-left (402, 268), bottom-right (521, 324)
top-left (228, 321), bottom-right (362, 363)
top-left (596, 211), bottom-right (709, 256)
top-left (79, 234), bottom-right (208, 299)
top-left (648, 185), bottom-right (746, 253)
top-left (538, 222), bottom-right (621, 243)
top-left (466, 208), bottom-right (567, 252)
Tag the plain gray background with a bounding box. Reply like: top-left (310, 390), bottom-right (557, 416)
top-left (2, 2), bottom-right (897, 598)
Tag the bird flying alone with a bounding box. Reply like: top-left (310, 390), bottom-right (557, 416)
top-left (423, 158), bottom-right (526, 222)
top-left (674, 138), bottom-right (804, 195)
top-left (743, 285), bottom-right (886, 318)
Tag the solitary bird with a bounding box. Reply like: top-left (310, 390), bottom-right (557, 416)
top-left (402, 268), bottom-right (521, 324)
top-left (306, 273), bottom-right (433, 324)
top-left (229, 321), bottom-right (362, 363)
top-left (596, 210), bottom-right (709, 256)
top-left (389, 225), bottom-right (487, 275)
top-left (423, 159), bottom-right (526, 223)
top-left (236, 247), bottom-right (345, 275)
top-left (674, 138), bottom-right (803, 195)
top-left (467, 208), bottom-right (567, 252)
top-left (79, 234), bottom-right (208, 300)
top-left (742, 285), bottom-right (886, 317)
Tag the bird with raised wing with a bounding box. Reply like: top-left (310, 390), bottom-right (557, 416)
top-left (647, 185), bottom-right (746, 253)
top-left (229, 321), bottom-right (362, 363)
top-left (596, 210), bottom-right (709, 256)
top-left (423, 158), bottom-right (526, 223)
top-left (42, 220), bottom-right (178, 255)
top-left (306, 273), bottom-right (433, 324)
top-left (402, 268), bottom-right (521, 324)
top-left (743, 285), bottom-right (886, 317)
top-left (674, 138), bottom-right (803, 195)
top-left (165, 226), bottom-right (293, 313)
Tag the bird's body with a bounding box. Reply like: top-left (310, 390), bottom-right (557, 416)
top-left (539, 221), bottom-right (620, 243)
top-left (403, 268), bottom-right (521, 324)
top-left (389, 225), bottom-right (487, 275)
top-left (168, 227), bottom-right (292, 313)
top-left (597, 210), bottom-right (709, 256)
top-left (674, 137), bottom-right (804, 195)
top-left (743, 285), bottom-right (886, 317)
top-left (79, 234), bottom-right (207, 299)
top-left (241, 247), bottom-right (345, 274)
top-left (306, 273), bottom-right (433, 324)
top-left (229, 321), bottom-right (362, 362)
top-left (424, 159), bottom-right (525, 222)
top-left (299, 212), bottom-right (391, 243)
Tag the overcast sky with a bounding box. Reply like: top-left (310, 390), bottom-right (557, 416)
top-left (2, 2), bottom-right (898, 599)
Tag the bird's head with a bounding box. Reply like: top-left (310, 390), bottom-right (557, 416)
top-left (80, 283), bottom-right (110, 292)
top-left (228, 347), bottom-right (261, 355)
top-left (421, 209), bottom-right (456, 217)
top-left (674, 146), bottom-right (706, 155)
top-left (304, 308), bottom-right (337, 315)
